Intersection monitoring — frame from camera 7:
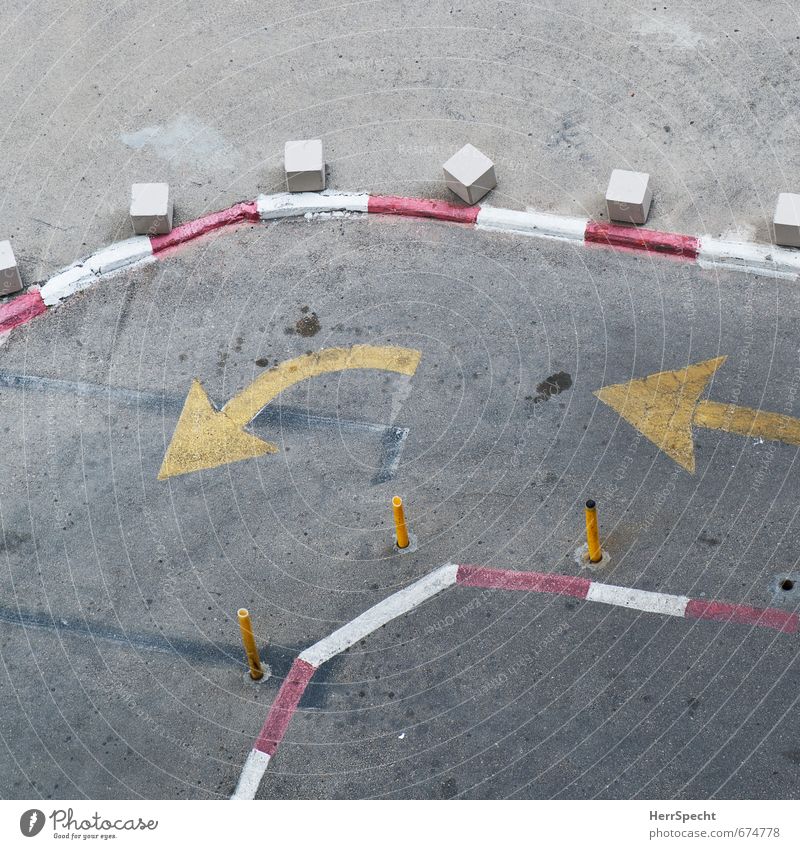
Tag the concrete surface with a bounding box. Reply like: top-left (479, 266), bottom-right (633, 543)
top-left (1, 214), bottom-right (800, 799)
top-left (3, 0), bottom-right (800, 801)
top-left (4, 1), bottom-right (800, 289)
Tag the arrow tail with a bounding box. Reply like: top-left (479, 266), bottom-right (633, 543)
top-left (223, 344), bottom-right (422, 426)
top-left (694, 400), bottom-right (800, 446)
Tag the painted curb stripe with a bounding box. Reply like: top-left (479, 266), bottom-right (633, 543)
top-left (149, 201), bottom-right (260, 255)
top-left (231, 750), bottom-right (271, 801)
top-left (39, 265), bottom-right (96, 307)
top-left (85, 236), bottom-right (153, 274)
top-left (585, 220), bottom-right (700, 258)
top-left (685, 598), bottom-right (798, 634)
top-left (6, 190), bottom-right (800, 340)
top-left (254, 658), bottom-right (317, 756)
top-left (257, 191), bottom-right (369, 219)
top-left (476, 206), bottom-right (588, 242)
top-left (697, 236), bottom-right (800, 280)
top-left (456, 564), bottom-right (590, 598)
top-left (368, 195), bottom-right (480, 224)
top-left (0, 289), bottom-right (46, 332)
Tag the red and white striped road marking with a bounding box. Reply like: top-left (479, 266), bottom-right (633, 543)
top-left (149, 200), bottom-right (260, 256)
top-left (231, 563), bottom-right (460, 799)
top-left (4, 190), bottom-right (800, 338)
top-left (0, 289), bottom-right (46, 333)
top-left (457, 565), bottom-right (798, 631)
top-left (231, 562), bottom-right (798, 800)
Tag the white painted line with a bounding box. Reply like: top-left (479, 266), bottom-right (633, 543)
top-left (40, 238), bottom-right (154, 307)
top-left (257, 191), bottom-right (370, 220)
top-left (84, 237), bottom-right (153, 275)
top-left (476, 206), bottom-right (588, 243)
top-left (39, 265), bottom-right (95, 306)
top-left (586, 582), bottom-right (690, 618)
top-left (697, 236), bottom-right (800, 280)
top-left (302, 210), bottom-right (359, 220)
top-left (299, 563), bottom-right (459, 667)
top-left (233, 562), bottom-right (796, 800)
top-left (230, 749), bottom-right (271, 800)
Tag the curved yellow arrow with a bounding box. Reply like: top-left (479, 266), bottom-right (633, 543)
top-left (595, 356), bottom-right (800, 473)
top-left (158, 344), bottom-right (421, 480)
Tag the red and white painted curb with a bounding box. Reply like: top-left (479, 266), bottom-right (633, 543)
top-left (231, 562), bottom-right (798, 800)
top-left (4, 190), bottom-right (800, 338)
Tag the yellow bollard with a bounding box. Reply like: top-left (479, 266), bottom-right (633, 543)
top-left (584, 499), bottom-right (602, 563)
top-left (392, 495), bottom-right (410, 549)
top-left (238, 608), bottom-right (264, 680)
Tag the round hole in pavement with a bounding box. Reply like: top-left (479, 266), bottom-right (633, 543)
top-left (780, 578), bottom-right (795, 592)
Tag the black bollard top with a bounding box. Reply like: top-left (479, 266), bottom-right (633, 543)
top-left (586, 499), bottom-right (596, 509)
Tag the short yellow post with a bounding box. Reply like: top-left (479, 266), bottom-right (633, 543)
top-left (392, 495), bottom-right (410, 549)
top-left (238, 608), bottom-right (264, 681)
top-left (584, 499), bottom-right (602, 563)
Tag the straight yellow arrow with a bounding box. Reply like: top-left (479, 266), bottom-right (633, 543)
top-left (158, 344), bottom-right (421, 480)
top-left (594, 356), bottom-right (800, 473)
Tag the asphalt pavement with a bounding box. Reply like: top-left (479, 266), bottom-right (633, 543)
top-left (1, 214), bottom-right (800, 798)
top-left (3, 0), bottom-right (800, 801)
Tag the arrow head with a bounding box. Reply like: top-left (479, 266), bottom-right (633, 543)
top-left (158, 379), bottom-right (277, 480)
top-left (593, 356), bottom-right (727, 473)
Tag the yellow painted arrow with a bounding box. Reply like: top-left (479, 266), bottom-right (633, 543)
top-left (594, 356), bottom-right (800, 473)
top-left (158, 344), bottom-right (422, 480)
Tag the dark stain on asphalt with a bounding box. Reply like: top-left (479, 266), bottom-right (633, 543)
top-left (296, 313), bottom-right (321, 336)
top-left (696, 533), bottom-right (721, 547)
top-left (0, 602), bottom-right (339, 708)
top-left (528, 371), bottom-right (572, 403)
top-left (285, 310), bottom-right (321, 337)
top-left (0, 531), bottom-right (31, 553)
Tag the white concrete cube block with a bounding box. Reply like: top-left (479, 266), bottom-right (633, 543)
top-left (130, 183), bottom-right (174, 235)
top-left (0, 240), bottom-right (22, 296)
top-left (442, 144), bottom-right (497, 204)
top-left (284, 139), bottom-right (325, 192)
top-left (606, 169), bottom-right (653, 225)
top-left (773, 193), bottom-right (800, 248)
